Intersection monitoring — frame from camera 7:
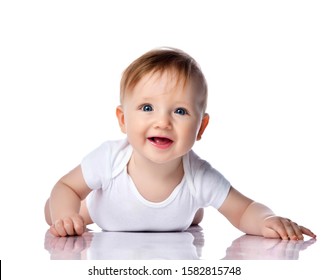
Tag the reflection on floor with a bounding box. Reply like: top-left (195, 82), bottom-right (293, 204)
top-left (222, 234), bottom-right (316, 260)
top-left (44, 226), bottom-right (316, 260)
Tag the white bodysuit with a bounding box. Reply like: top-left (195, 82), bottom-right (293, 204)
top-left (81, 139), bottom-right (231, 232)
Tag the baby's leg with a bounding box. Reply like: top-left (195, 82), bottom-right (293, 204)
top-left (44, 198), bottom-right (93, 225)
top-left (191, 208), bottom-right (204, 225)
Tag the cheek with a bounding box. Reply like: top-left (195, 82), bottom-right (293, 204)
top-left (124, 115), bottom-right (145, 136)
top-left (180, 123), bottom-right (200, 141)
top-left (123, 112), bottom-right (135, 128)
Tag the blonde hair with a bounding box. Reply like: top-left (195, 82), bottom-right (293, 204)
top-left (120, 47), bottom-right (208, 111)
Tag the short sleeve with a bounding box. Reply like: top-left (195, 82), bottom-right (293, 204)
top-left (196, 162), bottom-right (231, 209)
top-left (187, 151), bottom-right (231, 209)
top-left (80, 142), bottom-right (111, 190)
top-left (81, 139), bottom-right (132, 190)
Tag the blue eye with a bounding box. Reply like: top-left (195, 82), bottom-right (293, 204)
top-left (175, 108), bottom-right (187, 115)
top-left (141, 104), bottom-right (153, 112)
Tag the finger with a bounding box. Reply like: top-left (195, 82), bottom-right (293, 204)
top-left (291, 222), bottom-right (304, 240)
top-left (72, 216), bottom-right (85, 236)
top-left (267, 218), bottom-right (293, 240)
top-left (53, 219), bottom-right (68, 237)
top-left (50, 225), bottom-right (60, 237)
top-left (262, 217), bottom-right (284, 239)
top-left (280, 219), bottom-right (297, 240)
top-left (62, 217), bottom-right (75, 236)
top-left (269, 219), bottom-right (290, 240)
top-left (300, 226), bottom-right (316, 238)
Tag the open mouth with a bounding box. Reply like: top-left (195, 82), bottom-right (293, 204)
top-left (148, 137), bottom-right (173, 149)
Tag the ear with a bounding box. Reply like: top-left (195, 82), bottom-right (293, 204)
top-left (116, 105), bottom-right (127, 134)
top-left (197, 113), bottom-right (209, 141)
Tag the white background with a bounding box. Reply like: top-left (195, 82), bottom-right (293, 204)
top-left (1, 0), bottom-right (326, 278)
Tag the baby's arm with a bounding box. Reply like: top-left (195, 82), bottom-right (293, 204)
top-left (218, 187), bottom-right (316, 240)
top-left (45, 165), bottom-right (92, 237)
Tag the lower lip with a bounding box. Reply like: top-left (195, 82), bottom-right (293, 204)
top-left (148, 138), bottom-right (173, 149)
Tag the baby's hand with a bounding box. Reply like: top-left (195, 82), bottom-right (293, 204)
top-left (261, 216), bottom-right (316, 240)
top-left (50, 214), bottom-right (85, 237)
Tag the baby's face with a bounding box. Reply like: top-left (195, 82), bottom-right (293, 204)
top-left (117, 70), bottom-right (208, 164)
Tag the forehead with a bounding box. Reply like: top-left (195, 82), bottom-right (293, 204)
top-left (127, 70), bottom-right (200, 100)
top-left (125, 67), bottom-right (187, 91)
top-left (138, 70), bottom-right (185, 91)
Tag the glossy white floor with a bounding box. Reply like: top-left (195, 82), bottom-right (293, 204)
top-left (43, 208), bottom-right (320, 260)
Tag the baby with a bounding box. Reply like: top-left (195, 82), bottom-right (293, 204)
top-left (45, 47), bottom-right (316, 240)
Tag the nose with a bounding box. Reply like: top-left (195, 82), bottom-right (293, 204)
top-left (153, 112), bottom-right (172, 130)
